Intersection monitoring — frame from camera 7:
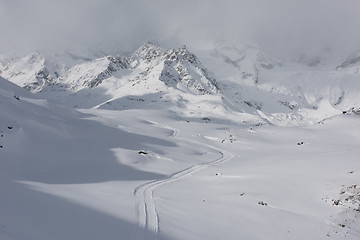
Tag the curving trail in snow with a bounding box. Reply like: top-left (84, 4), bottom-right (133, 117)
top-left (132, 123), bottom-right (234, 239)
top-left (147, 120), bottom-right (179, 137)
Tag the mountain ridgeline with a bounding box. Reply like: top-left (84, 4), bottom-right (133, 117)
top-left (0, 42), bottom-right (219, 96)
top-left (1, 42), bottom-right (360, 126)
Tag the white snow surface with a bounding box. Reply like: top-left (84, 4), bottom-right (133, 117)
top-left (1, 42), bottom-right (360, 240)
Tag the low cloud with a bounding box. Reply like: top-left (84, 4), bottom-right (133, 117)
top-left (1, 0), bottom-right (359, 60)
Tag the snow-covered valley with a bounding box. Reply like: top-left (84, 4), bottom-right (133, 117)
top-left (1, 42), bottom-right (360, 240)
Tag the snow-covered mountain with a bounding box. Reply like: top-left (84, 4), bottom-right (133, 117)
top-left (191, 42), bottom-right (360, 126)
top-left (62, 42), bottom-right (219, 95)
top-left (1, 40), bottom-right (360, 240)
top-left (0, 52), bottom-right (58, 92)
top-left (0, 47), bottom-right (117, 92)
top-left (0, 43), bottom-right (219, 95)
top-left (62, 55), bottom-right (128, 89)
top-left (197, 41), bottom-right (280, 85)
top-left (2, 42), bottom-right (360, 127)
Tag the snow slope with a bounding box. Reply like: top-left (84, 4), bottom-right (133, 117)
top-left (0, 76), bottom-right (174, 240)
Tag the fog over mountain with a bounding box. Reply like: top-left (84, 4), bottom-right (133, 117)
top-left (1, 0), bottom-right (359, 61)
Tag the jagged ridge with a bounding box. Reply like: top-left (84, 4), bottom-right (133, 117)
top-left (0, 42), bottom-right (219, 95)
top-left (62, 56), bottom-right (128, 89)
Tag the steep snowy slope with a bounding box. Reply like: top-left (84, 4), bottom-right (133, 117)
top-left (61, 56), bottom-right (128, 89)
top-left (0, 76), bottom-right (77, 135)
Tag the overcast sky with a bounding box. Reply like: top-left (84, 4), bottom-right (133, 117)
top-left (1, 0), bottom-right (359, 59)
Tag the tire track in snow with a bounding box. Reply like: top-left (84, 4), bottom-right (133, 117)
top-left (132, 122), bottom-right (234, 238)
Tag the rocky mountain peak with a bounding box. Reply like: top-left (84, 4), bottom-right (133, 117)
top-left (129, 41), bottom-right (163, 67)
top-left (60, 55), bottom-right (128, 90)
top-left (159, 46), bottom-right (219, 95)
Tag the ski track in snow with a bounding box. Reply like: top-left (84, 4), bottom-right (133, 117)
top-left (132, 123), bottom-right (234, 239)
top-left (147, 120), bottom-right (179, 137)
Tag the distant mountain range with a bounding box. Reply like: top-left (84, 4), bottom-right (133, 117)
top-left (1, 41), bottom-right (360, 126)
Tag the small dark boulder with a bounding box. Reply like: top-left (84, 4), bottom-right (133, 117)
top-left (202, 117), bottom-right (211, 123)
top-left (258, 201), bottom-right (268, 206)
